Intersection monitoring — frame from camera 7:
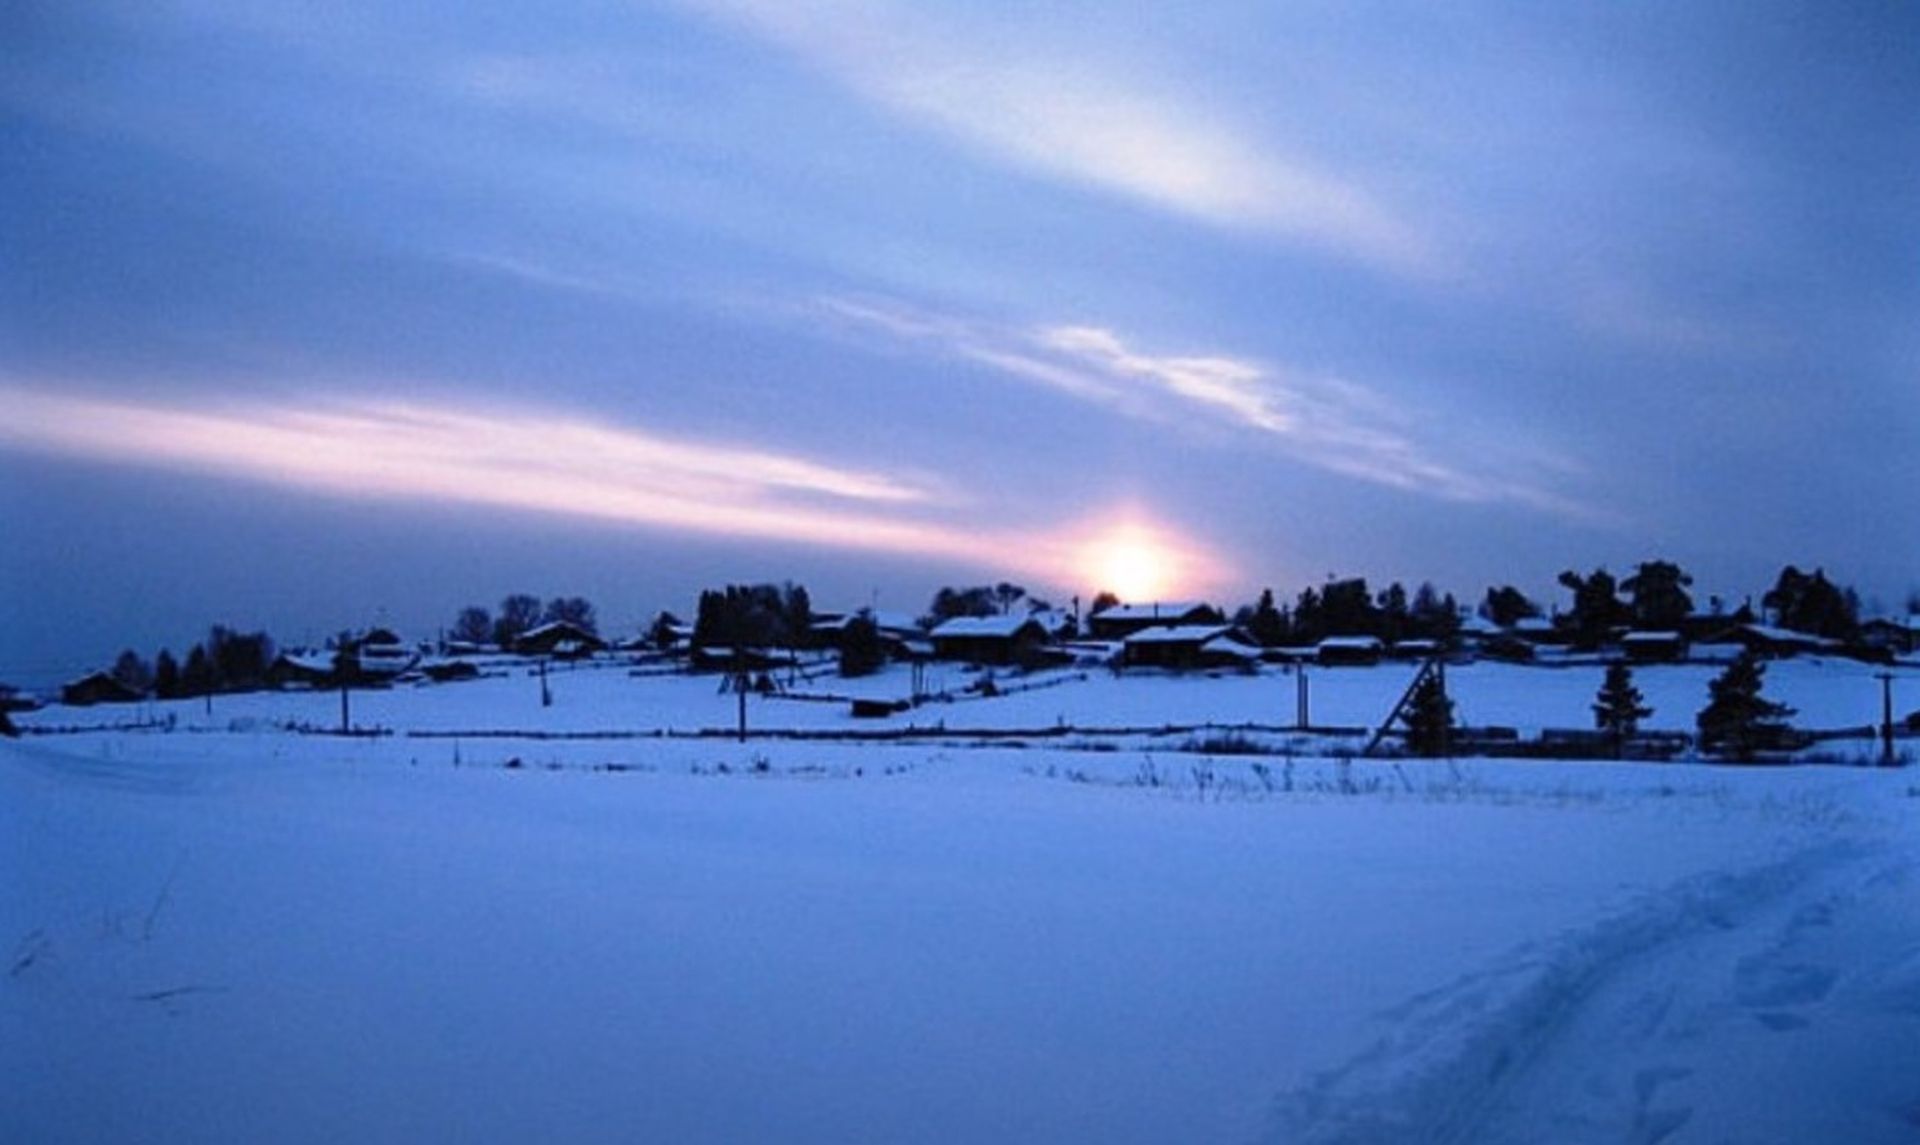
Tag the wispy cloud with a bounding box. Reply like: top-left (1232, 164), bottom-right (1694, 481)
top-left (682, 0), bottom-right (1436, 276)
top-left (0, 383), bottom-right (955, 550)
top-left (822, 295), bottom-right (1595, 517)
top-left (0, 381), bottom-right (1233, 591)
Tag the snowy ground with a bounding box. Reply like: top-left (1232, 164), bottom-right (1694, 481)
top-left (6, 661), bottom-right (1919, 1143)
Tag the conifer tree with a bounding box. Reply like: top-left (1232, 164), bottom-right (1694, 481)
top-left (838, 610), bottom-right (886, 678)
top-left (1697, 653), bottom-right (1796, 761)
top-left (1404, 672), bottom-right (1455, 757)
top-left (1592, 663), bottom-right (1652, 758)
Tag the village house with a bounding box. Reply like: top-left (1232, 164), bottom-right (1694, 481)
top-left (268, 650), bottom-right (339, 690)
top-left (1121, 625), bottom-right (1261, 672)
top-left (61, 670), bottom-right (144, 706)
top-left (1085, 601), bottom-right (1223, 641)
top-left (929, 615), bottom-right (1050, 666)
top-left (1714, 623), bottom-right (1841, 659)
top-left (1620, 630), bottom-right (1688, 663)
top-left (808, 610), bottom-right (927, 658)
top-left (1316, 636), bottom-right (1386, 667)
top-left (1860, 615), bottom-right (1919, 657)
top-left (513, 620), bottom-right (606, 659)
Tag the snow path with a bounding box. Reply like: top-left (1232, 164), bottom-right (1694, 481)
top-left (1267, 836), bottom-right (1920, 1144)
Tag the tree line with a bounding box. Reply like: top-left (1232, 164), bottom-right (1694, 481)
top-left (79, 559), bottom-right (1910, 701)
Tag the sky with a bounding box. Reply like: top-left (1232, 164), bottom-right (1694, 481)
top-left (3, 1), bottom-right (1917, 684)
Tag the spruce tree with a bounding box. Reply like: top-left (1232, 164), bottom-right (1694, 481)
top-left (1593, 663), bottom-right (1652, 758)
top-left (838, 611), bottom-right (886, 678)
top-left (1404, 672), bottom-right (1455, 757)
top-left (153, 649), bottom-right (181, 699)
top-left (1697, 653), bottom-right (1796, 761)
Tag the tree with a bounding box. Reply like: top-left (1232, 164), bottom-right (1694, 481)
top-left (542, 596), bottom-right (598, 635)
top-left (782, 583), bottom-right (812, 638)
top-left (1403, 671), bottom-right (1455, 757)
top-left (206, 626), bottom-right (273, 691)
top-left (1558, 568), bottom-right (1627, 649)
top-left (1762, 566), bottom-right (1858, 640)
top-left (992, 582), bottom-right (1027, 615)
top-left (153, 649), bottom-right (181, 699)
top-left (646, 611), bottom-right (685, 650)
top-left (923, 585), bottom-right (999, 627)
top-left (493, 593), bottom-right (543, 647)
top-left (181, 644), bottom-right (216, 697)
top-left (1409, 583), bottom-right (1459, 642)
top-left (838, 610), bottom-right (886, 677)
top-left (1480, 585), bottom-right (1541, 628)
top-left (1621, 560), bottom-right (1694, 630)
top-left (451, 606), bottom-right (492, 646)
top-left (1292, 586), bottom-right (1326, 644)
top-left (1697, 653), bottom-right (1796, 761)
top-left (111, 649), bottom-right (153, 694)
top-left (1592, 663), bottom-right (1652, 758)
top-left (1237, 588), bottom-right (1289, 647)
top-left (1377, 582), bottom-right (1410, 644)
top-left (1320, 578), bottom-right (1380, 637)
top-left (692, 583), bottom-right (812, 650)
top-left (1088, 591), bottom-right (1122, 616)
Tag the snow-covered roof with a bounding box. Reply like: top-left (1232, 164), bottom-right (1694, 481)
top-left (1621, 630), bottom-right (1683, 643)
top-left (1512, 617), bottom-right (1555, 635)
top-left (1736, 624), bottom-right (1841, 648)
top-left (811, 610), bottom-right (923, 635)
top-left (519, 621), bottom-right (598, 642)
top-left (930, 615), bottom-right (1044, 639)
top-left (1094, 601), bottom-right (1212, 623)
top-left (1200, 634), bottom-right (1263, 661)
top-left (280, 651), bottom-right (338, 673)
top-left (1123, 624), bottom-right (1233, 646)
top-left (1456, 614), bottom-right (1502, 636)
top-left (1318, 636), bottom-right (1384, 651)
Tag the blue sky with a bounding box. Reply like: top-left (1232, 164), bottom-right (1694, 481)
top-left (3, 1), bottom-right (1917, 681)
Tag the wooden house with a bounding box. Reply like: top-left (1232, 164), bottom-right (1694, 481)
top-left (268, 651), bottom-right (339, 690)
top-left (61, 671), bottom-right (144, 706)
top-left (513, 621), bottom-right (606, 659)
top-left (1121, 625), bottom-right (1261, 671)
top-left (929, 615), bottom-right (1050, 666)
top-left (1316, 636), bottom-right (1385, 667)
top-left (1085, 601), bottom-right (1223, 641)
top-left (1621, 631), bottom-right (1688, 663)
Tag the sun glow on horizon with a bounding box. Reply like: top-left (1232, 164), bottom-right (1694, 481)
top-left (1069, 517), bottom-right (1223, 604)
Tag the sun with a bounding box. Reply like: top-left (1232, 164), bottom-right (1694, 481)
top-left (1084, 524), bottom-right (1178, 603)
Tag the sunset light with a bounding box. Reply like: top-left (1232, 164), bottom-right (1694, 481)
top-left (1070, 517), bottom-right (1222, 603)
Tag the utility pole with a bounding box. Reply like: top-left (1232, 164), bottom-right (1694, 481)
top-left (1876, 671), bottom-right (1896, 766)
top-left (539, 658), bottom-right (552, 708)
top-left (732, 647), bottom-right (749, 743)
top-left (333, 646), bottom-right (351, 734)
top-left (1296, 664), bottom-right (1310, 731)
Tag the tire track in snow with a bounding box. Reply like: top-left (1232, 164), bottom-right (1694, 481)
top-left (1263, 839), bottom-right (1894, 1145)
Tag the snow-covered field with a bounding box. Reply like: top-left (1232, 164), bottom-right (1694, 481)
top-left (7, 660), bottom-right (1919, 1143)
